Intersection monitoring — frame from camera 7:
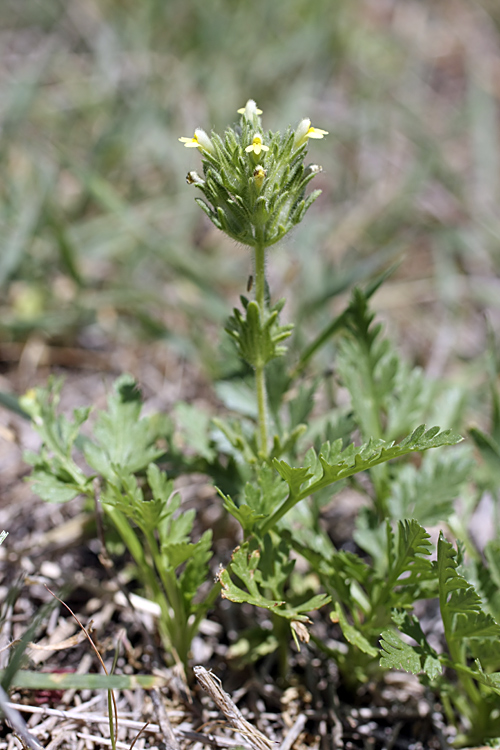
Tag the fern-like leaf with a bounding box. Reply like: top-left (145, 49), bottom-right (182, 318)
top-left (219, 543), bottom-right (330, 621)
top-left (379, 625), bottom-right (441, 679)
top-left (264, 426), bottom-right (462, 532)
top-left (437, 533), bottom-right (500, 646)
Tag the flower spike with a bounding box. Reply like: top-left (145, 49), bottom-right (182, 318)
top-left (245, 135), bottom-right (270, 156)
top-left (179, 103), bottom-right (327, 248)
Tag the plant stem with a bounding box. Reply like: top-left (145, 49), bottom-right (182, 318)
top-left (357, 336), bottom-right (390, 517)
top-left (440, 591), bottom-right (481, 709)
top-left (254, 239), bottom-right (269, 457)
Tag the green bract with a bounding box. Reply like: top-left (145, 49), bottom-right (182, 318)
top-left (181, 100), bottom-right (326, 248)
top-left (225, 296), bottom-right (293, 367)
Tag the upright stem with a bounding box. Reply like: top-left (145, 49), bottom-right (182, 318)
top-left (254, 240), bottom-right (269, 458)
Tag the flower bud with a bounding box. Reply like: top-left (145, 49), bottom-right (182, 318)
top-left (293, 118), bottom-right (311, 149)
top-left (305, 164), bottom-right (323, 177)
top-left (253, 165), bottom-right (266, 190)
top-left (237, 99), bottom-right (263, 119)
top-left (186, 171), bottom-right (204, 185)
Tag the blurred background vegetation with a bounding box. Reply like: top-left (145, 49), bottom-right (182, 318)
top-left (1, 0), bottom-right (500, 395)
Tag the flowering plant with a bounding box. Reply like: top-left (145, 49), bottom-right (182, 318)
top-left (180, 100), bottom-right (328, 457)
top-left (24, 99), bottom-right (498, 748)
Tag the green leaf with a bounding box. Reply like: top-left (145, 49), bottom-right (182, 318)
top-left (388, 519), bottom-right (433, 586)
top-left (388, 447), bottom-right (473, 525)
top-left (3, 670), bottom-right (170, 690)
top-left (437, 533), bottom-right (500, 645)
top-left (29, 472), bottom-right (85, 503)
top-left (332, 602), bottom-right (378, 657)
top-left (219, 548), bottom-right (288, 611)
top-left (244, 465), bottom-right (289, 517)
top-left (101, 468), bottom-right (176, 538)
top-left (220, 466), bottom-right (290, 536)
top-left (219, 490), bottom-right (266, 536)
top-left (288, 379), bottom-right (318, 429)
top-left (258, 536), bottom-right (295, 595)
top-left (469, 426), bottom-right (500, 462)
top-left (211, 416), bottom-right (258, 464)
top-left (469, 426), bottom-right (500, 487)
top-left (390, 611), bottom-right (442, 680)
top-left (272, 462), bottom-right (313, 496)
top-left (161, 508), bottom-right (195, 547)
top-left (353, 508), bottom-right (389, 574)
top-left (267, 426), bottom-right (462, 532)
top-left (485, 540), bottom-right (500, 592)
top-left (472, 660), bottom-right (500, 697)
top-left (174, 402), bottom-right (216, 461)
top-left (219, 543), bottom-right (329, 622)
top-left (335, 289), bottom-right (438, 444)
top-left (379, 630), bottom-right (422, 674)
top-left (84, 375), bottom-right (167, 478)
top-left (22, 380), bottom-right (93, 501)
top-left (380, 624), bottom-right (441, 679)
top-left (163, 541), bottom-right (199, 569)
top-left (215, 379), bottom-right (258, 418)
top-left (179, 529), bottom-right (213, 607)
top-left (225, 297), bottom-right (293, 368)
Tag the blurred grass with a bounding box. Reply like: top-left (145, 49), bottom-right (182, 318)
top-left (1, 0), bottom-right (499, 381)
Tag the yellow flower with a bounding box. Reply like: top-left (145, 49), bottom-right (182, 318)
top-left (237, 100), bottom-right (263, 117)
top-left (178, 128), bottom-right (214, 154)
top-left (245, 135), bottom-right (269, 156)
top-left (293, 118), bottom-right (328, 149)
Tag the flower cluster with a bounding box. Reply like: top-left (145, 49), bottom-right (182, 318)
top-left (179, 100), bottom-right (327, 248)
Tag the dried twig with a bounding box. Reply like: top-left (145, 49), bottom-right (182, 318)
top-left (150, 688), bottom-right (181, 750)
top-left (5, 702), bottom-right (245, 747)
top-left (194, 666), bottom-right (276, 750)
top-left (277, 714), bottom-right (306, 750)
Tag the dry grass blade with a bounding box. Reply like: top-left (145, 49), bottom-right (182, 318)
top-left (5, 702), bottom-right (248, 747)
top-left (43, 587), bottom-right (119, 742)
top-left (1, 623), bottom-right (93, 653)
top-left (127, 721), bottom-right (149, 750)
top-left (194, 666), bottom-right (276, 750)
top-left (0, 684), bottom-right (46, 750)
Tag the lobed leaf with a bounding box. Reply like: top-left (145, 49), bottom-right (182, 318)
top-left (379, 628), bottom-right (441, 679)
top-left (437, 533), bottom-right (500, 648)
top-left (274, 425), bottom-right (462, 502)
top-left (84, 375), bottom-right (167, 478)
top-left (219, 543), bottom-right (330, 622)
top-left (379, 630), bottom-right (421, 674)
